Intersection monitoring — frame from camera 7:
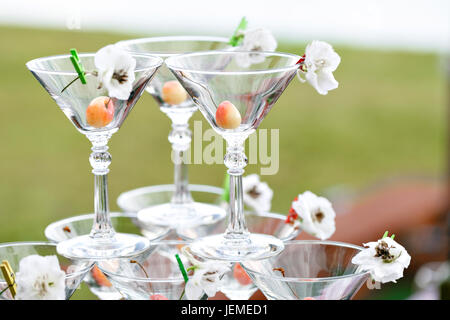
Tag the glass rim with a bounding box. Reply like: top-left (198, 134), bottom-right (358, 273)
top-left (0, 241), bottom-right (92, 278)
top-left (165, 50), bottom-right (301, 75)
top-left (97, 240), bottom-right (192, 283)
top-left (44, 212), bottom-right (138, 243)
top-left (116, 35), bottom-right (230, 57)
top-left (116, 183), bottom-right (223, 211)
top-left (241, 240), bottom-right (370, 283)
top-left (26, 52), bottom-right (163, 75)
top-left (177, 211), bottom-right (301, 242)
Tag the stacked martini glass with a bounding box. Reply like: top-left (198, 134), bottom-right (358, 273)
top-left (0, 28), bottom-right (371, 300)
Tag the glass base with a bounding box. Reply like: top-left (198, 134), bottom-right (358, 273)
top-left (188, 233), bottom-right (285, 262)
top-left (137, 201), bottom-right (226, 228)
top-left (56, 233), bottom-right (150, 260)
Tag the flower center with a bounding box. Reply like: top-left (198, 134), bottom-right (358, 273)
top-left (33, 274), bottom-right (50, 297)
top-left (247, 186), bottom-right (261, 199)
top-left (203, 271), bottom-right (218, 283)
top-left (312, 210), bottom-right (324, 223)
top-left (375, 241), bottom-right (396, 262)
top-left (315, 59), bottom-right (327, 68)
top-left (112, 69), bottom-right (129, 84)
top-left (249, 46), bottom-right (263, 58)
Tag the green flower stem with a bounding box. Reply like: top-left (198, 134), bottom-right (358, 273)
top-left (175, 254), bottom-right (189, 283)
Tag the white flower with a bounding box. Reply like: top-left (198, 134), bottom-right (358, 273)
top-left (15, 255), bottom-right (66, 300)
top-left (185, 261), bottom-right (230, 299)
top-left (235, 27), bottom-right (277, 67)
top-left (290, 191), bottom-right (336, 240)
top-left (352, 236), bottom-right (411, 283)
top-left (182, 247), bottom-right (230, 299)
top-left (297, 40), bottom-right (341, 95)
top-left (94, 44), bottom-right (136, 100)
top-left (243, 174), bottom-right (273, 214)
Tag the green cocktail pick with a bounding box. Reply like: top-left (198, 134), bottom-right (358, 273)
top-left (69, 48), bottom-right (87, 84)
top-left (229, 16), bottom-right (248, 47)
top-left (175, 254), bottom-right (210, 300)
top-left (175, 254), bottom-right (189, 283)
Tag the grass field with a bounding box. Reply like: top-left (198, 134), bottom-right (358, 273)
top-left (0, 25), bottom-right (446, 299)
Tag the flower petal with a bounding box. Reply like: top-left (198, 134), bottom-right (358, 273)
top-left (185, 281), bottom-right (204, 300)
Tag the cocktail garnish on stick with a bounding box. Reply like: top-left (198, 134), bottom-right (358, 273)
top-left (62, 45), bottom-right (137, 100)
top-left (60, 49), bottom-right (87, 92)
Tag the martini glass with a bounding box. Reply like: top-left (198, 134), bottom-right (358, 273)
top-left (177, 212), bottom-right (301, 299)
top-left (0, 242), bottom-right (93, 300)
top-left (166, 51), bottom-right (301, 261)
top-left (44, 212), bottom-right (171, 299)
top-left (26, 53), bottom-right (163, 260)
top-left (116, 37), bottom-right (230, 228)
top-left (98, 240), bottom-right (196, 300)
top-left (241, 241), bottom-right (371, 300)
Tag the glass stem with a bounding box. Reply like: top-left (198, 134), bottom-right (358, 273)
top-left (224, 135), bottom-right (249, 240)
top-left (87, 133), bottom-right (114, 240)
top-left (172, 148), bottom-right (191, 204)
top-left (169, 120), bottom-right (193, 205)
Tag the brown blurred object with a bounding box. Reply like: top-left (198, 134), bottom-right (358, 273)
top-left (247, 177), bottom-right (449, 300)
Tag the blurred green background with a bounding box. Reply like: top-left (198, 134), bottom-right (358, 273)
top-left (0, 26), bottom-right (446, 299)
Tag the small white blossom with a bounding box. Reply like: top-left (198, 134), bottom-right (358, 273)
top-left (94, 44), bottom-right (136, 100)
top-left (297, 40), bottom-right (341, 95)
top-left (290, 191), bottom-right (336, 240)
top-left (182, 247), bottom-right (230, 299)
top-left (352, 236), bottom-right (411, 283)
top-left (235, 27), bottom-right (277, 67)
top-left (243, 174), bottom-right (273, 214)
top-left (15, 255), bottom-right (66, 300)
top-left (185, 261), bottom-right (230, 299)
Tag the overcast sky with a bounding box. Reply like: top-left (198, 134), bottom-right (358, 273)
top-left (1, 0), bottom-right (448, 52)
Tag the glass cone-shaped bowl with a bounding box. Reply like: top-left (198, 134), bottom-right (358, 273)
top-left (44, 212), bottom-right (171, 299)
top-left (178, 212), bottom-right (301, 300)
top-left (241, 241), bottom-right (370, 300)
top-left (166, 51), bottom-right (301, 261)
top-left (98, 240), bottom-right (198, 300)
top-left (116, 37), bottom-right (230, 228)
top-left (26, 53), bottom-right (163, 260)
top-left (0, 242), bottom-right (93, 300)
